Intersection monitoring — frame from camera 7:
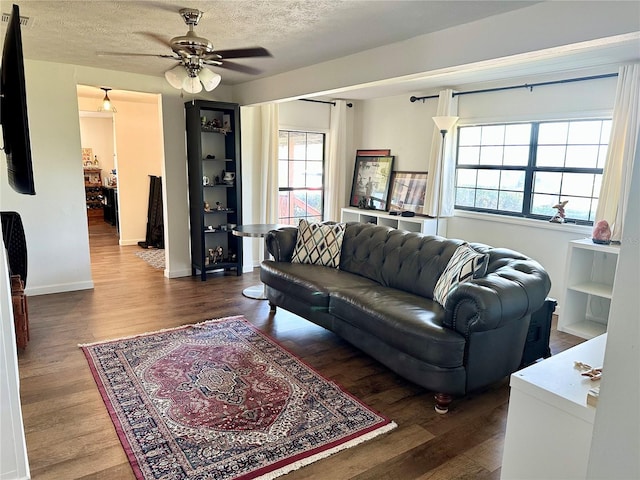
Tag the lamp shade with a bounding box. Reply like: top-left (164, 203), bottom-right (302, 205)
top-left (164, 65), bottom-right (189, 90)
top-left (182, 75), bottom-right (203, 94)
top-left (198, 67), bottom-right (222, 91)
top-left (432, 116), bottom-right (459, 133)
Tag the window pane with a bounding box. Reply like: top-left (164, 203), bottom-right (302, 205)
top-left (565, 145), bottom-right (599, 168)
top-left (531, 193), bottom-right (559, 216)
top-left (458, 126), bottom-right (481, 146)
top-left (600, 121), bottom-right (612, 143)
top-left (278, 191), bottom-right (292, 220)
top-left (456, 187), bottom-right (476, 207)
top-left (534, 171), bottom-right (562, 195)
top-left (479, 146), bottom-right (503, 165)
top-left (504, 124), bottom-right (531, 144)
top-left (597, 145), bottom-right (608, 169)
top-left (500, 170), bottom-right (525, 190)
top-left (476, 189), bottom-right (499, 209)
top-left (481, 125), bottom-right (505, 145)
top-left (306, 133), bottom-right (324, 160)
top-left (456, 169), bottom-right (477, 188)
top-left (477, 170), bottom-right (500, 188)
top-left (538, 122), bottom-right (568, 144)
top-left (278, 160), bottom-right (289, 187)
top-left (278, 132), bottom-right (289, 159)
top-left (561, 173), bottom-right (596, 197)
top-left (498, 191), bottom-right (523, 212)
top-left (306, 161), bottom-right (323, 188)
top-left (564, 196), bottom-right (592, 221)
top-left (536, 145), bottom-right (566, 167)
top-left (568, 121), bottom-right (603, 144)
top-left (458, 146), bottom-right (480, 165)
top-left (503, 146), bottom-right (529, 166)
top-left (290, 132), bottom-right (307, 160)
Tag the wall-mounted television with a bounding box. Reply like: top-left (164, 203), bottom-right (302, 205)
top-left (0, 4), bottom-right (35, 195)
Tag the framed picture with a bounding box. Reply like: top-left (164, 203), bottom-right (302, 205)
top-left (350, 155), bottom-right (394, 210)
top-left (388, 171), bottom-right (428, 215)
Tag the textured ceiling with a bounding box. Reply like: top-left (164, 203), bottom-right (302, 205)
top-left (5, 0), bottom-right (541, 85)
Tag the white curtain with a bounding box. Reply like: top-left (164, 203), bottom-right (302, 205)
top-left (259, 103), bottom-right (280, 224)
top-left (325, 100), bottom-right (348, 221)
top-left (595, 63), bottom-right (640, 242)
top-left (423, 89), bottom-right (459, 218)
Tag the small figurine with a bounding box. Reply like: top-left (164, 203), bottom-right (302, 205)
top-left (204, 201), bottom-right (210, 212)
top-left (549, 200), bottom-right (568, 223)
top-left (216, 201), bottom-right (225, 210)
top-left (592, 220), bottom-right (612, 244)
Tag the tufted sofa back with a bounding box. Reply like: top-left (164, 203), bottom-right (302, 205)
top-left (340, 223), bottom-right (464, 299)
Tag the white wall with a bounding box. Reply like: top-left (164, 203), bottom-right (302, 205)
top-left (79, 114), bottom-right (115, 178)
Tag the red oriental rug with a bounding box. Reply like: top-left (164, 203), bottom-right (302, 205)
top-left (80, 316), bottom-right (396, 480)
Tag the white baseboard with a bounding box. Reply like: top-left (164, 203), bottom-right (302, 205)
top-left (119, 238), bottom-right (145, 246)
top-left (164, 268), bottom-right (192, 278)
top-left (25, 280), bottom-right (94, 296)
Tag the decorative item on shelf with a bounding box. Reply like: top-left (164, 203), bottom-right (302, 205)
top-left (201, 116), bottom-right (207, 126)
top-left (215, 201), bottom-right (225, 210)
top-left (222, 114), bottom-right (231, 132)
top-left (388, 171), bottom-right (428, 216)
top-left (107, 169), bottom-right (117, 187)
top-left (219, 224), bottom-right (228, 231)
top-left (82, 148), bottom-right (93, 167)
top-left (214, 175), bottom-right (220, 185)
top-left (204, 201), bottom-right (211, 212)
top-left (574, 361), bottom-right (603, 381)
top-left (350, 154), bottom-right (395, 211)
top-left (93, 155), bottom-right (99, 166)
top-left (223, 171), bottom-right (235, 185)
top-left (203, 175), bottom-right (210, 186)
top-left (209, 245), bottom-right (223, 264)
top-left (592, 220), bottom-right (612, 244)
top-left (206, 154), bottom-right (215, 159)
top-left (549, 200), bottom-right (568, 223)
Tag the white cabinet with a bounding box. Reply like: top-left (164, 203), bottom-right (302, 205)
top-left (501, 334), bottom-right (606, 480)
top-left (558, 238), bottom-right (620, 339)
top-left (341, 207), bottom-right (442, 235)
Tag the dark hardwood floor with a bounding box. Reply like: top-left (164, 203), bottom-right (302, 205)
top-left (18, 220), bottom-right (583, 479)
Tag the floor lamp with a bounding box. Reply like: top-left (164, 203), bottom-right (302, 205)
top-left (432, 116), bottom-right (459, 236)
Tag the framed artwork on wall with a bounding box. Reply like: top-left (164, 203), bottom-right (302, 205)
top-left (350, 155), bottom-right (394, 210)
top-left (388, 171), bottom-right (428, 215)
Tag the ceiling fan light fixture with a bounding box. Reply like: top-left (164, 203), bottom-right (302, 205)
top-left (98, 87), bottom-right (117, 113)
top-left (165, 65), bottom-right (189, 89)
top-left (198, 67), bottom-right (222, 91)
top-left (182, 75), bottom-right (203, 94)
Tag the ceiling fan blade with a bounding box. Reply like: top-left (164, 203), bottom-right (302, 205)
top-left (97, 51), bottom-right (177, 59)
top-left (139, 32), bottom-right (174, 50)
top-left (205, 60), bottom-right (263, 75)
top-left (208, 47), bottom-right (272, 60)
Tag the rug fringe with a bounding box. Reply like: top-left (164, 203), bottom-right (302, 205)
top-left (77, 315), bottom-right (245, 347)
top-left (255, 421), bottom-right (398, 480)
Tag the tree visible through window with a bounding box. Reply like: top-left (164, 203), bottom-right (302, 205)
top-left (278, 130), bottom-right (325, 225)
top-left (455, 119), bottom-right (611, 224)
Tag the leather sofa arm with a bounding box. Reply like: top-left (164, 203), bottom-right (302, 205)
top-left (264, 227), bottom-right (299, 262)
top-left (443, 253), bottom-right (551, 336)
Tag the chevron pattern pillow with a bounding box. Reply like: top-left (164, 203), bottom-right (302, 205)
top-left (291, 219), bottom-right (346, 268)
top-left (433, 244), bottom-right (489, 307)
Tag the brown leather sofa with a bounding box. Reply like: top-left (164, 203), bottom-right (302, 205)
top-left (261, 222), bottom-right (551, 413)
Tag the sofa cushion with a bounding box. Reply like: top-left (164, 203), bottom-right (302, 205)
top-left (260, 260), bottom-right (380, 308)
top-left (329, 286), bottom-right (466, 368)
top-left (291, 219), bottom-right (345, 268)
top-left (433, 244), bottom-right (489, 307)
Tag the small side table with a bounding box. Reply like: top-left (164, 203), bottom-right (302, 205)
top-left (232, 224), bottom-right (288, 299)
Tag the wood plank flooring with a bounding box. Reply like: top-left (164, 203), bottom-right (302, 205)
top-left (18, 221), bottom-right (583, 479)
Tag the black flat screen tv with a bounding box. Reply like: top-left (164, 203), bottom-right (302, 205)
top-left (0, 4), bottom-right (35, 195)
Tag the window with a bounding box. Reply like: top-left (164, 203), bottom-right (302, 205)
top-left (455, 119), bottom-right (611, 224)
top-left (278, 130), bottom-right (325, 225)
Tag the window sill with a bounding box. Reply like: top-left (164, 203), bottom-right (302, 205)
top-left (453, 210), bottom-right (592, 235)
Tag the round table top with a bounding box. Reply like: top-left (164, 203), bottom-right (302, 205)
top-left (231, 224), bottom-right (290, 238)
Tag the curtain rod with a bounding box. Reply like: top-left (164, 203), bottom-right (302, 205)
top-left (409, 72), bottom-right (619, 103)
top-left (299, 98), bottom-right (353, 108)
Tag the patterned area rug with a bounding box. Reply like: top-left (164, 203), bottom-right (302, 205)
top-left (135, 248), bottom-right (165, 269)
top-left (80, 316), bottom-right (396, 480)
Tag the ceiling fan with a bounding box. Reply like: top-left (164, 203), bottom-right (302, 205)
top-left (99, 8), bottom-right (271, 93)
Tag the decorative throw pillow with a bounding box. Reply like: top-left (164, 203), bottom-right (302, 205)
top-left (291, 219), bottom-right (346, 268)
top-left (433, 243), bottom-right (489, 307)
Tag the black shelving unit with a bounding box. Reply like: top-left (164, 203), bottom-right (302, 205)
top-left (185, 100), bottom-right (243, 280)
